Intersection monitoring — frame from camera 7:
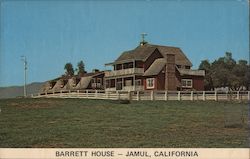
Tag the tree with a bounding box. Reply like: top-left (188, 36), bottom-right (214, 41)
top-left (199, 60), bottom-right (213, 90)
top-left (64, 63), bottom-right (74, 76)
top-left (77, 60), bottom-right (86, 76)
top-left (199, 52), bottom-right (249, 91)
top-left (232, 60), bottom-right (248, 90)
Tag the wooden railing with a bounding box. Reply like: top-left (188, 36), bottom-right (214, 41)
top-left (105, 68), bottom-right (144, 77)
top-left (32, 90), bottom-right (250, 101)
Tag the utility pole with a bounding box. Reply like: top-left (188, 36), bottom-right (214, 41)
top-left (21, 56), bottom-right (27, 97)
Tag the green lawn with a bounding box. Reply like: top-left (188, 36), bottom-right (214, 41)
top-left (0, 98), bottom-right (249, 148)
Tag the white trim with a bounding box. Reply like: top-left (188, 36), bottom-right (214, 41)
top-left (146, 78), bottom-right (155, 89)
top-left (181, 79), bottom-right (192, 88)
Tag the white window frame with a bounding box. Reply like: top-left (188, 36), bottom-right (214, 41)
top-left (146, 78), bottom-right (155, 89)
top-left (181, 79), bottom-right (192, 88)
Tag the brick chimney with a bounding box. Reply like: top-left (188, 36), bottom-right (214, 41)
top-left (165, 54), bottom-right (176, 90)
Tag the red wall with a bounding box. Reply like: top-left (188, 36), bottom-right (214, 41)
top-left (192, 76), bottom-right (204, 91)
top-left (157, 71), bottom-right (165, 90)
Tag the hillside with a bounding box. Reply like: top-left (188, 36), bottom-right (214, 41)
top-left (0, 82), bottom-right (44, 99)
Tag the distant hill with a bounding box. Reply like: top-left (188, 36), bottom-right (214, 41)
top-left (0, 82), bottom-right (45, 99)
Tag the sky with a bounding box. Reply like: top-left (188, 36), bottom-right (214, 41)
top-left (0, 0), bottom-right (249, 87)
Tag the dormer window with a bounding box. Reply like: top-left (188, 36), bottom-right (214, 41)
top-left (185, 66), bottom-right (191, 69)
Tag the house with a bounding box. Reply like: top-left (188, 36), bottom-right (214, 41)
top-left (104, 43), bottom-right (205, 91)
top-left (40, 70), bottom-right (105, 93)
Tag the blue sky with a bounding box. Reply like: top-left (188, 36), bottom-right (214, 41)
top-left (0, 0), bottom-right (249, 87)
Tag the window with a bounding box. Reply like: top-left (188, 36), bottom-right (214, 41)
top-left (146, 78), bottom-right (155, 89)
top-left (97, 78), bottom-right (102, 84)
top-left (125, 80), bottom-right (132, 86)
top-left (185, 66), bottom-right (191, 69)
top-left (181, 79), bottom-right (192, 88)
top-left (135, 79), bottom-right (142, 86)
top-left (105, 80), bottom-right (110, 88)
top-left (92, 78), bottom-right (102, 88)
top-left (177, 65), bottom-right (182, 68)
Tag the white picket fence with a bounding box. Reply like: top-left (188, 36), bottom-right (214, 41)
top-left (32, 90), bottom-right (250, 101)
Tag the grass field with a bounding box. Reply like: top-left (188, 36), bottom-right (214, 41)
top-left (0, 98), bottom-right (249, 148)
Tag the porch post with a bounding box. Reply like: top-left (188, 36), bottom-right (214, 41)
top-left (115, 78), bottom-right (117, 91)
top-left (133, 60), bottom-right (135, 73)
top-left (134, 75), bottom-right (136, 91)
top-left (122, 77), bottom-right (124, 91)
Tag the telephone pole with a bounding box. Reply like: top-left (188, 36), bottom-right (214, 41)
top-left (21, 56), bottom-right (27, 97)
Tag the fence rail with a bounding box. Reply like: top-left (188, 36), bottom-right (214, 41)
top-left (32, 90), bottom-right (250, 101)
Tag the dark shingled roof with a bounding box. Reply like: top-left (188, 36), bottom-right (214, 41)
top-left (114, 44), bottom-right (192, 66)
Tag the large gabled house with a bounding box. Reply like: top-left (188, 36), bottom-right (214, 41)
top-left (104, 43), bottom-right (205, 91)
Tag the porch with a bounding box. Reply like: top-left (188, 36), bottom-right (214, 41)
top-left (105, 76), bottom-right (144, 91)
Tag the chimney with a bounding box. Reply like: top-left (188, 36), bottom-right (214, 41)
top-left (165, 54), bottom-right (176, 90)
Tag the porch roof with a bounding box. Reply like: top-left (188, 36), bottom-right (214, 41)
top-left (143, 58), bottom-right (166, 76)
top-left (177, 68), bottom-right (205, 76)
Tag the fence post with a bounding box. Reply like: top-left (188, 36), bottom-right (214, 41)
top-left (127, 91), bottom-right (131, 101)
top-left (247, 91), bottom-right (250, 101)
top-left (203, 91), bottom-right (205, 101)
top-left (165, 91), bottom-right (168, 101)
top-left (95, 90), bottom-right (98, 99)
top-left (214, 91), bottom-right (217, 101)
top-left (237, 91), bottom-right (240, 101)
top-left (77, 90), bottom-right (80, 98)
top-left (117, 91), bottom-right (120, 100)
top-left (151, 91), bottom-right (154, 101)
top-left (178, 91), bottom-right (181, 101)
top-left (86, 90), bottom-right (89, 99)
top-left (68, 90), bottom-right (70, 98)
top-left (137, 91), bottom-right (140, 101)
top-left (190, 91), bottom-right (193, 101)
top-left (106, 91), bottom-right (109, 99)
